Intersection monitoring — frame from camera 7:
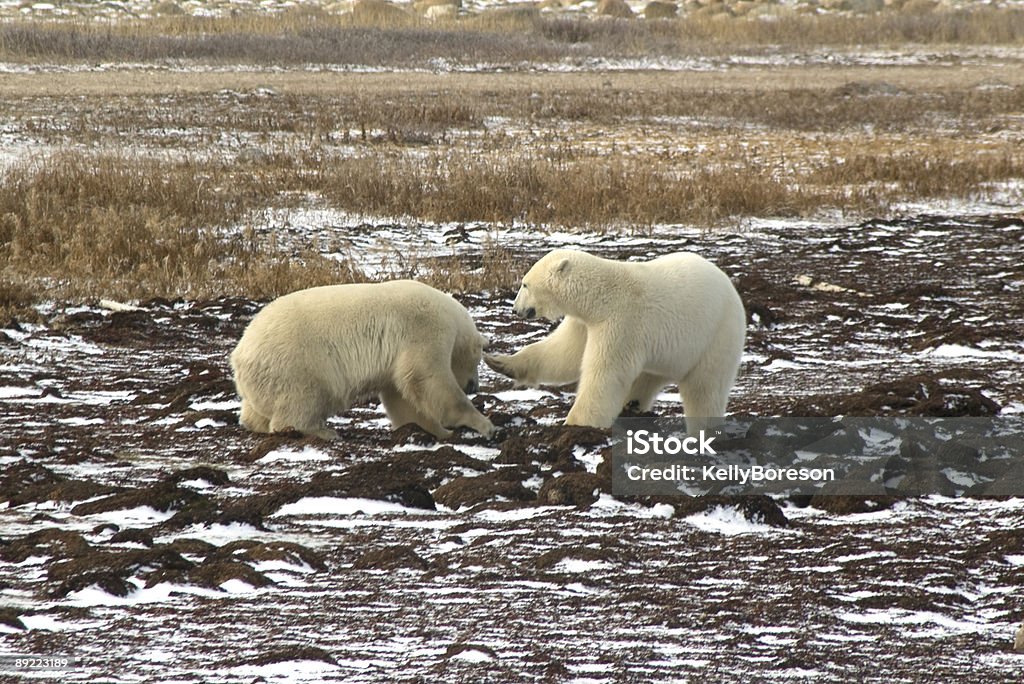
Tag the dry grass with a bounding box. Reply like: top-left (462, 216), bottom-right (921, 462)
top-left (676, 7), bottom-right (1024, 47)
top-left (0, 9), bottom-right (1021, 303)
top-left (318, 146), bottom-right (1023, 228)
top-left (369, 247), bottom-right (525, 294)
top-left (0, 6), bottom-right (1022, 67)
top-left (805, 149), bottom-right (1023, 199)
top-left (318, 152), bottom-right (801, 228)
top-left (6, 82), bottom-right (1022, 154)
top-left (4, 140), bottom-right (1015, 303)
top-left (2, 133), bottom-right (1019, 301)
top-left (0, 153), bottom-right (361, 301)
top-left (0, 278), bottom-right (42, 325)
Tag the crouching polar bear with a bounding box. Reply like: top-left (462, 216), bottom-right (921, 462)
top-left (485, 249), bottom-right (746, 433)
top-left (230, 281), bottom-right (494, 441)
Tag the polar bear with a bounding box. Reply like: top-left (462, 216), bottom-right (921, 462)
top-left (484, 249), bottom-right (746, 433)
top-left (230, 281), bottom-right (494, 441)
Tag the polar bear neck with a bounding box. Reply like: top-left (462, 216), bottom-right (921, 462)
top-left (553, 254), bottom-right (638, 324)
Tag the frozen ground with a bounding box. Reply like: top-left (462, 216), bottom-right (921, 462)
top-left (1, 210), bottom-right (1023, 681)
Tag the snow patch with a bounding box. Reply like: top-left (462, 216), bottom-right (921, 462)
top-left (682, 506), bottom-right (779, 536)
top-left (448, 647), bottom-right (497, 664)
top-left (923, 344), bottom-right (1024, 362)
top-left (273, 497), bottom-right (431, 518)
top-left (258, 446), bottom-right (332, 463)
top-left (553, 558), bottom-right (613, 573)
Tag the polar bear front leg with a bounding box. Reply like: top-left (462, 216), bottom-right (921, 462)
top-left (395, 353), bottom-right (494, 438)
top-left (239, 398), bottom-right (272, 434)
top-left (380, 387), bottom-right (453, 440)
top-left (566, 343), bottom-right (642, 429)
top-left (625, 373), bottom-right (671, 412)
top-left (268, 393), bottom-right (340, 441)
top-left (484, 317), bottom-right (587, 387)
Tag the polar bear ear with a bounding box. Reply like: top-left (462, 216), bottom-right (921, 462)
top-left (554, 258), bottom-right (571, 275)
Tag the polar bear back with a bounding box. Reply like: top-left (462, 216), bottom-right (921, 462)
top-left (627, 252), bottom-right (745, 376)
top-left (231, 280), bottom-right (469, 405)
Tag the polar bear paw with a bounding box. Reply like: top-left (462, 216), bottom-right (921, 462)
top-left (484, 353), bottom-right (517, 380)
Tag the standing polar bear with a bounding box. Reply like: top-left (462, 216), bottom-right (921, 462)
top-left (230, 281), bottom-right (494, 441)
top-left (485, 249), bottom-right (746, 433)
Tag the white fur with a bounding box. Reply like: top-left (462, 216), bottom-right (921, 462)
top-left (485, 249), bottom-right (746, 433)
top-left (230, 280), bottom-right (493, 440)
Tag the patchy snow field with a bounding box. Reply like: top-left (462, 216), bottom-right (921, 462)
top-left (1, 209), bottom-right (1023, 681)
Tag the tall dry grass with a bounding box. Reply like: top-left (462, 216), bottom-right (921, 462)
top-left (805, 150), bottom-right (1024, 199)
top-left (318, 148), bottom-right (1023, 229)
top-left (0, 6), bottom-right (1022, 66)
top-left (0, 152), bottom-right (360, 302)
top-left (10, 83), bottom-right (1023, 156)
top-left (2, 139), bottom-right (1019, 305)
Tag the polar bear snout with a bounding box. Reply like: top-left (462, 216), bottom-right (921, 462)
top-left (516, 306), bottom-right (537, 320)
top-left (512, 285), bottom-right (537, 320)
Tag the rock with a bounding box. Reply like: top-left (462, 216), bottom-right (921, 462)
top-left (434, 469), bottom-right (536, 509)
top-left (227, 646), bottom-right (338, 668)
top-left (0, 607), bottom-right (26, 630)
top-left (673, 495), bottom-right (790, 526)
top-left (444, 643), bottom-right (498, 662)
top-left (537, 472), bottom-right (606, 507)
top-left (597, 0), bottom-right (635, 17)
top-left (47, 546), bottom-right (194, 598)
top-left (353, 545), bottom-right (430, 570)
top-left (153, 1), bottom-right (186, 15)
top-left (534, 543), bottom-right (620, 570)
top-left (71, 481), bottom-right (205, 516)
top-left (424, 3), bottom-right (457, 19)
top-left (109, 529), bottom-right (155, 547)
top-left (847, 0), bottom-right (885, 12)
top-left (0, 528), bottom-right (92, 563)
top-left (810, 494), bottom-right (900, 515)
top-left (0, 460), bottom-right (120, 507)
top-left (414, 0), bottom-right (459, 15)
top-left (643, 1), bottom-right (677, 19)
top-left (351, 0), bottom-right (416, 24)
top-left (901, 0), bottom-right (938, 12)
top-left (215, 540), bottom-right (328, 573)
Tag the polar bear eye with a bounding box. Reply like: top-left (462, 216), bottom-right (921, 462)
top-left (521, 283), bottom-right (528, 290)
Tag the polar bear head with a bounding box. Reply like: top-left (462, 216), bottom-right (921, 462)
top-left (512, 249), bottom-right (580, 321)
top-left (452, 331), bottom-right (490, 395)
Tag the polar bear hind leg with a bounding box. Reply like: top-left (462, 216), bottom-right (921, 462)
top-left (677, 377), bottom-right (729, 436)
top-left (677, 338), bottom-right (743, 435)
